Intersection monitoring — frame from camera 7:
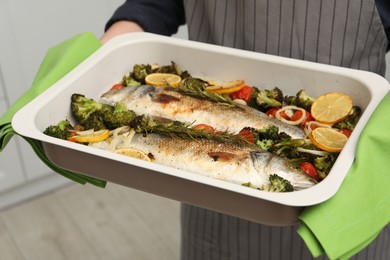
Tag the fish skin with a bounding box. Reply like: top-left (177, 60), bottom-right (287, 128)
top-left (126, 132), bottom-right (316, 190)
top-left (100, 85), bottom-right (306, 139)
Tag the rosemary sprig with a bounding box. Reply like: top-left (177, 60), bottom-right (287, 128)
top-left (131, 115), bottom-right (250, 146)
top-left (175, 77), bottom-right (236, 106)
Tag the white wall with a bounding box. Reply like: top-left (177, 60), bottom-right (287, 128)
top-left (0, 0), bottom-right (126, 199)
top-left (0, 0), bottom-right (188, 205)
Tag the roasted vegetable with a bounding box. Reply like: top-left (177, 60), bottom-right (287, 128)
top-left (83, 112), bottom-right (107, 131)
top-left (103, 102), bottom-right (137, 129)
top-left (70, 94), bottom-right (104, 125)
top-left (43, 120), bottom-right (73, 140)
top-left (272, 138), bottom-right (309, 157)
top-left (255, 87), bottom-right (283, 111)
top-left (133, 64), bottom-right (153, 83)
top-left (122, 62), bottom-right (191, 87)
top-left (284, 90), bottom-right (315, 111)
top-left (255, 125), bottom-right (291, 151)
top-left (153, 61), bottom-right (191, 79)
top-left (179, 77), bottom-right (234, 104)
top-left (314, 154), bottom-right (337, 179)
top-left (262, 174), bottom-right (294, 192)
top-left (71, 94), bottom-right (136, 130)
top-left (333, 106), bottom-right (362, 131)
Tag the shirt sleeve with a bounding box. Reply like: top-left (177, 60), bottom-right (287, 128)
top-left (105, 0), bottom-right (185, 36)
top-left (376, 0), bottom-right (390, 50)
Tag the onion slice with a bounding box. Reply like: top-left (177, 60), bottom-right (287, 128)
top-left (275, 106), bottom-right (306, 125)
top-left (296, 147), bottom-right (329, 156)
top-left (304, 121), bottom-right (332, 136)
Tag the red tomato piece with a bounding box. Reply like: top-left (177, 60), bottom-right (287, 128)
top-left (339, 128), bottom-right (352, 138)
top-left (290, 110), bottom-right (313, 129)
top-left (265, 107), bottom-right (286, 118)
top-left (111, 83), bottom-right (124, 90)
top-left (230, 85), bottom-right (253, 102)
top-left (299, 162), bottom-right (319, 180)
top-left (239, 128), bottom-right (255, 143)
top-left (290, 110), bottom-right (303, 121)
top-left (192, 124), bottom-right (215, 133)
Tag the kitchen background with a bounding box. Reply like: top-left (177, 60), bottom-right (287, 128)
top-left (0, 1), bottom-right (389, 259)
top-left (0, 0), bottom-right (189, 207)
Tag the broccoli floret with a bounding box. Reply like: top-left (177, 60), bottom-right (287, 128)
top-left (70, 94), bottom-right (137, 130)
top-left (255, 87), bottom-right (283, 111)
top-left (122, 72), bottom-right (141, 87)
top-left (262, 174), bottom-right (294, 192)
top-left (258, 125), bottom-right (280, 140)
top-left (83, 112), bottom-right (106, 131)
top-left (133, 64), bottom-right (153, 83)
top-left (333, 106), bottom-right (362, 131)
top-left (245, 87), bottom-right (261, 109)
top-left (314, 154), bottom-right (337, 179)
top-left (103, 102), bottom-right (137, 129)
top-left (71, 94), bottom-right (103, 125)
top-left (296, 90), bottom-right (315, 111)
top-left (152, 61), bottom-right (191, 79)
top-left (43, 120), bottom-right (73, 140)
top-left (122, 62), bottom-right (191, 86)
top-left (241, 182), bottom-right (257, 189)
top-left (283, 95), bottom-right (297, 106)
top-left (256, 139), bottom-right (274, 150)
top-left (272, 138), bottom-right (309, 158)
top-left (255, 125), bottom-right (292, 151)
top-left (283, 90), bottom-right (315, 111)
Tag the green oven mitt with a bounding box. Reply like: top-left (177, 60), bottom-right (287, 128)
top-left (298, 92), bottom-right (390, 259)
top-left (0, 32), bottom-right (106, 188)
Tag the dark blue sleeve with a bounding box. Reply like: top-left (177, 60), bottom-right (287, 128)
top-left (105, 0), bottom-right (185, 36)
top-left (376, 0), bottom-right (390, 50)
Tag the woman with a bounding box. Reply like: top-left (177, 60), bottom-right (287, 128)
top-left (101, 1), bottom-right (390, 259)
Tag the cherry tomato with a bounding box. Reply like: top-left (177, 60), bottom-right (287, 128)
top-left (239, 128), bottom-right (256, 143)
top-left (192, 124), bottom-right (215, 133)
top-left (265, 107), bottom-right (287, 118)
top-left (339, 128), bottom-right (352, 138)
top-left (299, 162), bottom-right (319, 181)
top-left (230, 85), bottom-right (253, 102)
top-left (111, 83), bottom-right (124, 90)
top-left (290, 110), bottom-right (313, 129)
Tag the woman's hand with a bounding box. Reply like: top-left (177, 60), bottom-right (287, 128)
top-left (100, 21), bottom-right (144, 44)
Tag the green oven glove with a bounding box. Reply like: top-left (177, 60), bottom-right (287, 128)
top-left (0, 32), bottom-right (106, 187)
top-left (298, 92), bottom-right (390, 259)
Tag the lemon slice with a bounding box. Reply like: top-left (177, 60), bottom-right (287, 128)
top-left (309, 127), bottom-right (348, 153)
top-left (68, 129), bottom-right (110, 143)
top-left (145, 73), bottom-right (182, 87)
top-left (311, 92), bottom-right (352, 124)
top-left (206, 79), bottom-right (245, 94)
top-left (114, 148), bottom-right (152, 161)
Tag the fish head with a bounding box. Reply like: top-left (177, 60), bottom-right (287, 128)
top-left (250, 151), bottom-right (317, 191)
top-left (100, 85), bottom-right (154, 106)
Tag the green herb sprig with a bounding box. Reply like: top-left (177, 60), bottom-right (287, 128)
top-left (131, 115), bottom-right (250, 146)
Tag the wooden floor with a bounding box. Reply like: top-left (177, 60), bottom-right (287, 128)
top-left (0, 183), bottom-right (181, 260)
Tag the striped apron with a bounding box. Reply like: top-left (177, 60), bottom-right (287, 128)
top-left (181, 0), bottom-right (390, 259)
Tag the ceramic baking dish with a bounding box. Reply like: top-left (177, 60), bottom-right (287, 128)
top-left (12, 33), bottom-right (390, 226)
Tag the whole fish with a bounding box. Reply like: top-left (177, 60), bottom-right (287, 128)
top-left (100, 85), bottom-right (305, 139)
top-left (96, 130), bottom-right (317, 190)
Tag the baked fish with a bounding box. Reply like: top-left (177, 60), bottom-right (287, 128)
top-left (92, 128), bottom-right (316, 191)
top-left (100, 85), bottom-right (305, 139)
